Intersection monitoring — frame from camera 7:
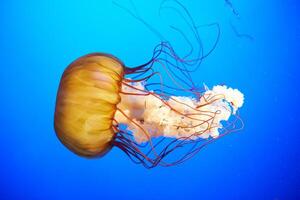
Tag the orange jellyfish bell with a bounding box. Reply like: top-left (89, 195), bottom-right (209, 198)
top-left (54, 53), bottom-right (124, 157)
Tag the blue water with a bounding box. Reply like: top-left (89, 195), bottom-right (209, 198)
top-left (1, 0), bottom-right (299, 199)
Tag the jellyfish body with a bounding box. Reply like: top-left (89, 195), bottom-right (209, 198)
top-left (54, 51), bottom-right (244, 167)
top-left (54, 53), bottom-right (124, 157)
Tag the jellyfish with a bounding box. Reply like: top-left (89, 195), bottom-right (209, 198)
top-left (54, 1), bottom-right (244, 168)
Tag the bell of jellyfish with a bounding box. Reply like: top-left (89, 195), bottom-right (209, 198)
top-left (54, 1), bottom-right (244, 168)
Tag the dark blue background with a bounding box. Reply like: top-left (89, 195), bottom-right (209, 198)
top-left (1, 0), bottom-right (299, 199)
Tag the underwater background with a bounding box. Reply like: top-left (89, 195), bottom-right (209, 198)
top-left (1, 0), bottom-right (299, 199)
